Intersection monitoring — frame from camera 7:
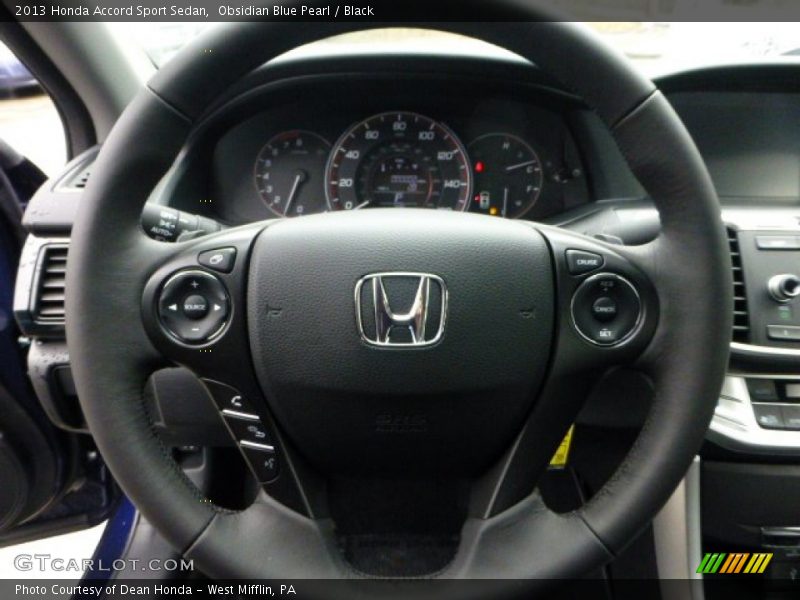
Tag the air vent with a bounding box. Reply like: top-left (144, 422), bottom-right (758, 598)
top-left (56, 162), bottom-right (92, 192)
top-left (70, 168), bottom-right (91, 189)
top-left (33, 244), bottom-right (68, 324)
top-left (728, 227), bottom-right (750, 343)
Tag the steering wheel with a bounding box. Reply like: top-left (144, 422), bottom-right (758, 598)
top-left (65, 11), bottom-right (731, 593)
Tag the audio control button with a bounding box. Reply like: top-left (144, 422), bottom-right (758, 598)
top-left (768, 274), bottom-right (800, 303)
top-left (182, 294), bottom-right (209, 319)
top-left (157, 270), bottom-right (229, 344)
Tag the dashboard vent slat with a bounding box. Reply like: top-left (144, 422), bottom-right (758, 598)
top-left (68, 168), bottom-right (91, 190)
top-left (33, 245), bottom-right (68, 325)
top-left (42, 277), bottom-right (65, 288)
top-left (44, 264), bottom-right (66, 275)
top-left (727, 227), bottom-right (749, 344)
top-left (55, 161), bottom-right (93, 193)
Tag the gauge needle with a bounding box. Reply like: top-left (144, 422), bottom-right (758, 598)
top-left (502, 187), bottom-right (509, 218)
top-left (505, 159), bottom-right (536, 172)
top-left (284, 170), bottom-right (306, 216)
top-left (354, 200), bottom-right (371, 210)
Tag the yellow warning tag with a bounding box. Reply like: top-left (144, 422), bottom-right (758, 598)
top-left (548, 425), bottom-right (575, 469)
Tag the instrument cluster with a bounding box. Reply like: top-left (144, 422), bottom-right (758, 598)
top-left (253, 111), bottom-right (547, 220)
top-left (205, 84), bottom-right (589, 225)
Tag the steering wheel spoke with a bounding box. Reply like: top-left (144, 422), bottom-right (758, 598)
top-left (139, 221), bottom-right (323, 514)
top-left (140, 221), bottom-right (262, 366)
top-left (468, 225), bottom-right (660, 517)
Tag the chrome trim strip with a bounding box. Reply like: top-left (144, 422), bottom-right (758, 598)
top-left (762, 526), bottom-right (800, 538)
top-left (240, 440), bottom-right (275, 452)
top-left (731, 341), bottom-right (800, 357)
top-left (736, 372), bottom-right (800, 379)
top-left (221, 409), bottom-right (260, 421)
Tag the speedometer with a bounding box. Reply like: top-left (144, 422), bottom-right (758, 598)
top-left (325, 112), bottom-right (471, 211)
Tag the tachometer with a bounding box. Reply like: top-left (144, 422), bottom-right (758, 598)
top-left (467, 133), bottom-right (543, 219)
top-left (325, 112), bottom-right (471, 211)
top-left (254, 130), bottom-right (330, 217)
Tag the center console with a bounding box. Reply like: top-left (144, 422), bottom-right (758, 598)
top-left (710, 212), bottom-right (800, 455)
top-left (700, 212), bottom-right (800, 593)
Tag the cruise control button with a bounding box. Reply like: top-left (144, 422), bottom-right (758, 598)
top-left (566, 249), bottom-right (604, 275)
top-left (566, 325), bottom-right (620, 344)
top-left (241, 441), bottom-right (280, 483)
top-left (753, 404), bottom-right (784, 430)
top-left (182, 294), bottom-right (209, 319)
top-left (571, 273), bottom-right (641, 346)
top-left (591, 296), bottom-right (617, 322)
top-left (198, 247), bottom-right (236, 273)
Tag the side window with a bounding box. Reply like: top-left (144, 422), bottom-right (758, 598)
top-left (0, 41), bottom-right (66, 176)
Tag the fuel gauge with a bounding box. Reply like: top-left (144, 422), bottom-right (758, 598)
top-left (467, 133), bottom-right (543, 219)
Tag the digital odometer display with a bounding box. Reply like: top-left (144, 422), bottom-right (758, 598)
top-left (325, 112), bottom-right (471, 211)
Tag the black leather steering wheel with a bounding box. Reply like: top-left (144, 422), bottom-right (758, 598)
top-left (65, 11), bottom-right (732, 594)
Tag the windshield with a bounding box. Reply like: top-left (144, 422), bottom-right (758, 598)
top-left (111, 22), bottom-right (800, 78)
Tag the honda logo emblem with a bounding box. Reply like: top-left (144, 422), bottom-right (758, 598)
top-left (355, 273), bottom-right (447, 347)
